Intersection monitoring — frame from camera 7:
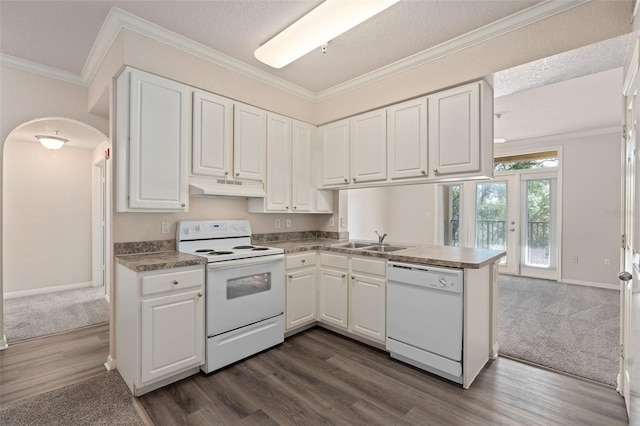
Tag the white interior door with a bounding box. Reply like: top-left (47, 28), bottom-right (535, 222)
top-left (620, 50), bottom-right (638, 418)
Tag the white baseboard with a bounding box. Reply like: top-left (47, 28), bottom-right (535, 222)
top-left (0, 335), bottom-right (7, 351)
top-left (104, 355), bottom-right (117, 371)
top-left (104, 293), bottom-right (111, 303)
top-left (561, 279), bottom-right (619, 291)
top-left (3, 281), bottom-right (93, 299)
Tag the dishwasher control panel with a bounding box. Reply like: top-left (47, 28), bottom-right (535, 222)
top-left (387, 262), bottom-right (463, 293)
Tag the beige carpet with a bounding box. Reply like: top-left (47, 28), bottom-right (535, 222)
top-left (0, 372), bottom-right (143, 426)
top-left (498, 274), bottom-right (619, 385)
top-left (4, 287), bottom-right (109, 343)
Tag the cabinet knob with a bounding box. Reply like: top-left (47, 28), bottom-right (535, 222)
top-left (341, 274), bottom-right (346, 278)
top-left (353, 178), bottom-right (357, 183)
top-left (181, 203), bottom-right (186, 208)
top-left (286, 206), bottom-right (289, 209)
top-left (301, 259), bottom-right (306, 263)
top-left (421, 170), bottom-right (426, 175)
top-left (433, 169), bottom-right (439, 174)
top-left (344, 178), bottom-right (348, 183)
top-left (288, 274), bottom-right (293, 278)
top-left (224, 171), bottom-right (229, 176)
top-left (235, 172), bottom-right (240, 177)
top-left (198, 292), bottom-right (203, 297)
top-left (173, 280), bottom-right (179, 285)
top-left (293, 206), bottom-right (297, 210)
top-left (351, 275), bottom-right (356, 280)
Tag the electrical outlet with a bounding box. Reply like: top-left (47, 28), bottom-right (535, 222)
top-left (604, 258), bottom-right (611, 266)
top-left (161, 221), bottom-right (170, 234)
top-left (571, 256), bottom-right (579, 263)
top-left (340, 218), bottom-right (346, 228)
top-left (286, 218), bottom-right (292, 228)
top-left (275, 218), bottom-right (281, 229)
top-left (329, 217), bottom-right (335, 227)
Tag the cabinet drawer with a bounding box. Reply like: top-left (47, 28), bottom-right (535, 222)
top-left (286, 252), bottom-right (317, 269)
top-left (320, 253), bottom-right (349, 270)
top-left (141, 267), bottom-right (203, 296)
top-left (351, 256), bottom-right (386, 276)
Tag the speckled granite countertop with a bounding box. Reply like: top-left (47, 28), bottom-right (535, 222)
top-left (267, 239), bottom-right (505, 269)
top-left (116, 251), bottom-right (206, 272)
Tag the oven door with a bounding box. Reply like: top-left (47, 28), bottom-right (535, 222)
top-left (206, 254), bottom-right (284, 336)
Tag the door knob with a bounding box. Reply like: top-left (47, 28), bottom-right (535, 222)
top-left (619, 271), bottom-right (632, 281)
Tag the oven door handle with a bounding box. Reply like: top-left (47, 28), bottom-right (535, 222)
top-left (206, 254), bottom-right (285, 270)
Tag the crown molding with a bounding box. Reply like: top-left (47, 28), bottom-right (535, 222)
top-left (4, 0), bottom-right (591, 103)
top-left (0, 54), bottom-right (85, 86)
top-left (315, 0), bottom-right (591, 102)
top-left (81, 7), bottom-right (316, 101)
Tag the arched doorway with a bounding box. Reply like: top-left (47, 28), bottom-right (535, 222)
top-left (2, 117), bottom-right (112, 344)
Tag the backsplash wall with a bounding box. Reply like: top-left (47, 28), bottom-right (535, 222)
top-left (113, 195), bottom-right (336, 243)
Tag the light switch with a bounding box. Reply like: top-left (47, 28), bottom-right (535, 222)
top-left (161, 221), bottom-right (171, 234)
top-left (286, 218), bottom-right (292, 228)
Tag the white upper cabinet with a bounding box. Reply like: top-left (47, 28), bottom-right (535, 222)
top-left (291, 121), bottom-right (314, 212)
top-left (387, 97), bottom-right (429, 180)
top-left (249, 118), bottom-right (333, 213)
top-left (318, 80), bottom-right (493, 189)
top-left (429, 82), bottom-right (481, 176)
top-left (192, 90), bottom-right (233, 178)
top-left (320, 119), bottom-right (350, 186)
top-left (350, 109), bottom-right (387, 184)
top-left (117, 68), bottom-right (189, 212)
top-left (265, 113), bottom-right (291, 212)
top-left (233, 103), bottom-right (266, 181)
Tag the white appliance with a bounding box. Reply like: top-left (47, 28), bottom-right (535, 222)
top-left (177, 220), bottom-right (285, 373)
top-left (386, 261), bottom-right (464, 384)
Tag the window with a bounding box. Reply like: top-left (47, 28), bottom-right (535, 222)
top-left (494, 150), bottom-right (558, 172)
top-left (443, 185), bottom-right (460, 246)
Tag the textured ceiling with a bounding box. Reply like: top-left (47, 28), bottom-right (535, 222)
top-left (0, 0), bottom-right (542, 92)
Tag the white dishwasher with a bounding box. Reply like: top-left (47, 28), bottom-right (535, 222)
top-left (386, 261), bottom-right (464, 384)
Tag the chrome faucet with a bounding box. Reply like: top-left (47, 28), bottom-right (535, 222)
top-left (375, 231), bottom-right (388, 244)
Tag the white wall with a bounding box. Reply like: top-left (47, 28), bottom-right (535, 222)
top-left (346, 184), bottom-right (436, 245)
top-left (494, 130), bottom-right (622, 286)
top-left (3, 141), bottom-right (93, 294)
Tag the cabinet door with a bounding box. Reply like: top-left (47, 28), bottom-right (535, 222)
top-left (387, 97), bottom-right (428, 179)
top-left (265, 113), bottom-right (291, 211)
top-left (350, 274), bottom-right (386, 343)
top-left (429, 82), bottom-right (480, 176)
top-left (320, 119), bottom-right (350, 186)
top-left (129, 70), bottom-right (189, 210)
top-left (318, 268), bottom-right (348, 329)
top-left (234, 103), bottom-right (266, 181)
top-left (286, 267), bottom-right (317, 330)
top-left (192, 91), bottom-right (232, 178)
top-left (350, 110), bottom-right (387, 183)
top-left (141, 290), bottom-right (204, 384)
top-left (291, 121), bottom-right (313, 212)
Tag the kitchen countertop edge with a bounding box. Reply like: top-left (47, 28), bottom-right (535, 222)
top-left (267, 239), bottom-right (505, 269)
top-left (116, 251), bottom-right (207, 272)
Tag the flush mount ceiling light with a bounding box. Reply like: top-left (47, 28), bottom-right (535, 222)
top-left (254, 0), bottom-right (400, 69)
top-left (36, 132), bottom-right (68, 150)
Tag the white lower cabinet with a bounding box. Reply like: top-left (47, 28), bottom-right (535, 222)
top-left (285, 252), bottom-right (317, 331)
top-left (116, 263), bottom-right (205, 396)
top-left (317, 252), bottom-right (386, 343)
top-left (349, 256), bottom-right (386, 343)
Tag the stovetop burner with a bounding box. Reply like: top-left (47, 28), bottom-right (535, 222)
top-left (195, 249), bottom-right (234, 255)
top-left (252, 247), bottom-right (269, 251)
top-left (233, 245), bottom-right (255, 249)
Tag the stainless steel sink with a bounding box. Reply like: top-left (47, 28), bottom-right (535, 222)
top-left (331, 241), bottom-right (373, 249)
top-left (359, 245), bottom-right (407, 252)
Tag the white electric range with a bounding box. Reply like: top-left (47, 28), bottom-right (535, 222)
top-left (177, 220), bottom-right (285, 373)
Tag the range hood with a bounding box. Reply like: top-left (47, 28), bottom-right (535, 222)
top-left (189, 179), bottom-right (265, 198)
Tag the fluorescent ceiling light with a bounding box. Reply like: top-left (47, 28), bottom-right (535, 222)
top-left (36, 135), bottom-right (67, 150)
top-left (493, 138), bottom-right (506, 144)
top-left (255, 0), bottom-right (400, 69)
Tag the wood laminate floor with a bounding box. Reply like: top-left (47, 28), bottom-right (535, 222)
top-left (138, 327), bottom-right (629, 425)
top-left (0, 323), bottom-right (109, 406)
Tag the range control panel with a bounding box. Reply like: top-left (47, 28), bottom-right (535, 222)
top-left (177, 220), bottom-right (251, 241)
